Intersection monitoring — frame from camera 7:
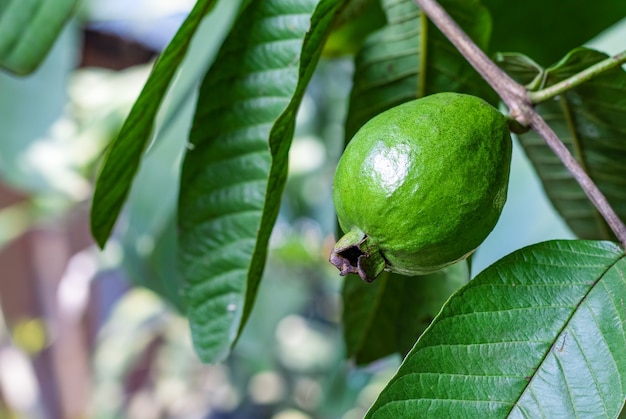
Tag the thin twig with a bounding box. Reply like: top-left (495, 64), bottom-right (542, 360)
top-left (414, 0), bottom-right (626, 248)
top-left (413, 0), bottom-right (528, 122)
top-left (528, 113), bottom-right (626, 245)
top-left (529, 50), bottom-right (626, 104)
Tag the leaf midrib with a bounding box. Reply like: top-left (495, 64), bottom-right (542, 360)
top-left (507, 252), bottom-right (626, 417)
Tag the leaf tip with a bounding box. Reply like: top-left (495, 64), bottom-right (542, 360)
top-left (89, 199), bottom-right (115, 250)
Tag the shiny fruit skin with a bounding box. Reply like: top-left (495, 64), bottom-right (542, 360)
top-left (332, 93), bottom-right (512, 280)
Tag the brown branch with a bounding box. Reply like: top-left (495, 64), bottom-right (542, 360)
top-left (527, 113), bottom-right (626, 245)
top-left (413, 0), bottom-right (528, 122)
top-left (414, 0), bottom-right (626, 248)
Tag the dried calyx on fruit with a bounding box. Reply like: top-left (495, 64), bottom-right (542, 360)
top-left (330, 93), bottom-right (512, 282)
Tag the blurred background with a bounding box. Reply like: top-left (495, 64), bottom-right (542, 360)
top-left (0, 0), bottom-right (624, 418)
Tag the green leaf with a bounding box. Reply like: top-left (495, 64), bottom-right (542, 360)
top-left (0, 0), bottom-right (78, 75)
top-left (178, 0), bottom-right (346, 363)
top-left (116, 0), bottom-right (243, 314)
top-left (323, 0), bottom-right (386, 57)
top-left (90, 0), bottom-right (218, 248)
top-left (345, 0), bottom-right (494, 138)
top-left (493, 52), bottom-right (544, 88)
top-left (499, 48), bottom-right (626, 240)
top-left (483, 0), bottom-right (626, 66)
top-left (367, 240), bottom-right (626, 418)
top-left (342, 262), bottom-right (468, 365)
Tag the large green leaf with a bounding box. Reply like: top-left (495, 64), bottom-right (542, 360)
top-left (367, 240), bottom-right (626, 418)
top-left (343, 262), bottom-right (468, 365)
top-left (483, 0), bottom-right (626, 66)
top-left (498, 48), bottom-right (626, 240)
top-left (345, 0), bottom-right (494, 138)
top-left (118, 0), bottom-right (243, 313)
top-left (178, 0), bottom-right (346, 363)
top-left (90, 0), bottom-right (218, 248)
top-left (0, 0), bottom-right (78, 75)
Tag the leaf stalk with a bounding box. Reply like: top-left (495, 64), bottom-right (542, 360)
top-left (528, 50), bottom-right (626, 103)
top-left (413, 0), bottom-right (626, 249)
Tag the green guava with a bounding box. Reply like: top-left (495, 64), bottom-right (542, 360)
top-left (330, 92), bottom-right (512, 282)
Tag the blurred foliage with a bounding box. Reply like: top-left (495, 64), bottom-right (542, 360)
top-left (0, 0), bottom-right (79, 75)
top-left (0, 21), bottom-right (81, 199)
top-left (92, 232), bottom-right (397, 418)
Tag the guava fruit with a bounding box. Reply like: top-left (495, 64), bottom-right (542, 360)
top-left (330, 92), bottom-right (512, 282)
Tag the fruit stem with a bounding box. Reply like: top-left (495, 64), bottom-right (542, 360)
top-left (330, 229), bottom-right (386, 282)
top-left (413, 0), bottom-right (626, 249)
top-left (528, 50), bottom-right (626, 104)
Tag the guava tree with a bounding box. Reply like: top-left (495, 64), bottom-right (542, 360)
top-left (4, 0), bottom-right (625, 417)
